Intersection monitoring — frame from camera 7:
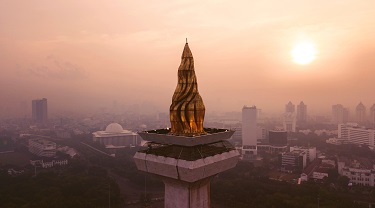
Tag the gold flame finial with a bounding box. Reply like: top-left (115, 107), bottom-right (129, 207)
top-left (169, 43), bottom-right (205, 136)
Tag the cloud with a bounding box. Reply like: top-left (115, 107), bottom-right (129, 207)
top-left (25, 55), bottom-right (88, 80)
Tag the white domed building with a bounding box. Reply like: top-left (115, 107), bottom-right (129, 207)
top-left (92, 123), bottom-right (139, 147)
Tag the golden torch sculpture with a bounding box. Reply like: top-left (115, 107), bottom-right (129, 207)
top-left (169, 42), bottom-right (206, 136)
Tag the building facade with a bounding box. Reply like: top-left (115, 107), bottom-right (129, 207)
top-left (338, 157), bottom-right (375, 187)
top-left (269, 130), bottom-right (288, 146)
top-left (332, 104), bottom-right (349, 124)
top-left (257, 144), bottom-right (288, 154)
top-left (32, 98), bottom-right (48, 123)
top-left (338, 123), bottom-right (375, 148)
top-left (30, 157), bottom-right (68, 168)
top-left (280, 150), bottom-right (307, 173)
top-left (242, 105), bottom-right (257, 159)
top-left (297, 101), bottom-right (307, 123)
top-left (370, 104), bottom-right (375, 127)
top-left (283, 113), bottom-right (296, 132)
top-left (285, 101), bottom-right (295, 113)
top-left (257, 127), bottom-right (268, 143)
top-left (356, 102), bottom-right (367, 124)
top-left (290, 146), bottom-right (316, 163)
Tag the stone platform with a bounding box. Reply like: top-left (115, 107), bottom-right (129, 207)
top-left (134, 130), bottom-right (240, 208)
top-left (138, 128), bottom-right (234, 146)
top-left (134, 147), bottom-right (239, 182)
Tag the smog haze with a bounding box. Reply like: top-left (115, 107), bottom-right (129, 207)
top-left (1, 0), bottom-right (375, 117)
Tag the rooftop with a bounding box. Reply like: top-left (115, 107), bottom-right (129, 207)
top-left (93, 123), bottom-right (137, 137)
top-left (30, 138), bottom-right (56, 146)
top-left (105, 123), bottom-right (124, 133)
top-left (339, 156), bottom-right (375, 169)
top-left (303, 159), bottom-right (321, 175)
top-left (243, 105), bottom-right (256, 109)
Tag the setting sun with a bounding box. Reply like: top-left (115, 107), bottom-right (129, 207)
top-left (291, 42), bottom-right (317, 65)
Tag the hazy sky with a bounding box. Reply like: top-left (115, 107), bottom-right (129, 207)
top-left (1, 0), bottom-right (375, 117)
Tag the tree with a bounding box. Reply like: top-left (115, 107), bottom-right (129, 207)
top-left (337, 176), bottom-right (350, 187)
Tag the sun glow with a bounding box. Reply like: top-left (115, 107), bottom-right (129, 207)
top-left (291, 42), bottom-right (317, 65)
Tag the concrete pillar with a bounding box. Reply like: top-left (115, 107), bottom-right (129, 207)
top-left (163, 177), bottom-right (211, 208)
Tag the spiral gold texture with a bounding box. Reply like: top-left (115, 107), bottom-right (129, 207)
top-left (169, 43), bottom-right (205, 136)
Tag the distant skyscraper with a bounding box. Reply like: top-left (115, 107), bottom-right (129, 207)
top-left (242, 105), bottom-right (257, 159)
top-left (32, 98), bottom-right (48, 123)
top-left (283, 113), bottom-right (296, 132)
top-left (370, 104), bottom-right (375, 126)
top-left (284, 101), bottom-right (296, 132)
top-left (297, 101), bottom-right (307, 123)
top-left (285, 101), bottom-right (295, 113)
top-left (332, 104), bottom-right (349, 124)
top-left (257, 126), bottom-right (267, 142)
top-left (356, 102), bottom-right (366, 124)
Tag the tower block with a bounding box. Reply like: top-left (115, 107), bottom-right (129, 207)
top-left (134, 43), bottom-right (240, 208)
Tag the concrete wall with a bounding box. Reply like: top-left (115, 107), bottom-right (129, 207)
top-left (164, 177), bottom-right (211, 208)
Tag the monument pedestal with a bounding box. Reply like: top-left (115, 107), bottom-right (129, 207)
top-left (163, 177), bottom-right (211, 208)
top-left (134, 134), bottom-right (240, 208)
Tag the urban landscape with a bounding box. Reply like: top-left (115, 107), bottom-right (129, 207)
top-left (1, 1), bottom-right (375, 208)
top-left (2, 95), bottom-right (375, 207)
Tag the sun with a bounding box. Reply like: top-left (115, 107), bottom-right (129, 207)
top-left (291, 42), bottom-right (317, 65)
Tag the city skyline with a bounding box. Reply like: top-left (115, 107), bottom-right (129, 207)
top-left (2, 2), bottom-right (375, 207)
top-left (1, 1), bottom-right (375, 117)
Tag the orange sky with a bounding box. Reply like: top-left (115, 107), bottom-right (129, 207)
top-left (1, 0), bottom-right (375, 117)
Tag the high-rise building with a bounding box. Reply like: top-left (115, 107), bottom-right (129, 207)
top-left (285, 101), bottom-right (295, 113)
top-left (332, 104), bottom-right (349, 124)
top-left (283, 113), bottom-right (296, 132)
top-left (133, 42), bottom-right (239, 208)
top-left (32, 98), bottom-right (48, 123)
top-left (356, 102), bottom-right (366, 124)
top-left (297, 101), bottom-right (307, 123)
top-left (242, 105), bottom-right (257, 159)
top-left (370, 104), bottom-right (375, 126)
top-left (257, 126), bottom-right (268, 143)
